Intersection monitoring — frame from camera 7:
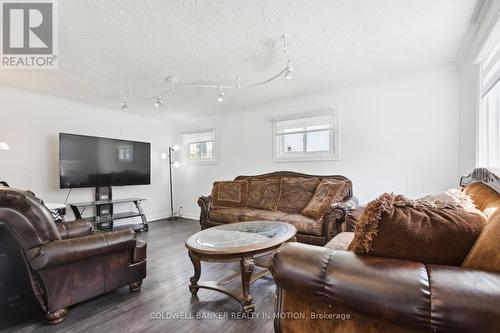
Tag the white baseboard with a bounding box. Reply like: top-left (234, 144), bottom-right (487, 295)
top-left (147, 214), bottom-right (169, 222)
top-left (179, 213), bottom-right (198, 220)
top-left (147, 213), bottom-right (198, 222)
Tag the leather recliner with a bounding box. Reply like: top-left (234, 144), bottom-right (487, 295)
top-left (0, 186), bottom-right (147, 324)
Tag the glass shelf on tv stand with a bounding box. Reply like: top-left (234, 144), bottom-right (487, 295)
top-left (69, 198), bottom-right (148, 232)
top-left (69, 198), bottom-right (146, 207)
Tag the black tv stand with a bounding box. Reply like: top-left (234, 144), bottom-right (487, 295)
top-left (69, 187), bottom-right (148, 232)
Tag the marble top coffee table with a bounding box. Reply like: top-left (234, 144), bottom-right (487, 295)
top-left (185, 221), bottom-right (297, 313)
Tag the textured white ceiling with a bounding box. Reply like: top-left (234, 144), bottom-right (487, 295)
top-left (0, 0), bottom-right (477, 120)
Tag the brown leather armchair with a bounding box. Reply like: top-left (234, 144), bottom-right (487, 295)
top-left (270, 170), bottom-right (500, 333)
top-left (0, 186), bottom-right (147, 324)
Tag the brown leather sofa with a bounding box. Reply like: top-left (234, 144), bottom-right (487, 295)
top-left (198, 171), bottom-right (358, 245)
top-left (0, 186), bottom-right (147, 324)
top-left (270, 170), bottom-right (500, 333)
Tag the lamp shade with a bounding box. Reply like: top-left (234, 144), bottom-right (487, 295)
top-left (172, 144), bottom-right (180, 151)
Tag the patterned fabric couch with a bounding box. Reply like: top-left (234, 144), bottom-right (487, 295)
top-left (198, 171), bottom-right (358, 245)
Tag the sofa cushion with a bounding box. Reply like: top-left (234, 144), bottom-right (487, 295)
top-left (301, 179), bottom-right (351, 219)
top-left (247, 179), bottom-right (281, 211)
top-left (464, 182), bottom-right (500, 219)
top-left (348, 193), bottom-right (486, 266)
top-left (462, 183), bottom-right (500, 272)
top-left (211, 180), bottom-right (249, 208)
top-left (239, 209), bottom-right (288, 222)
top-left (208, 207), bottom-right (251, 223)
top-left (277, 177), bottom-right (320, 214)
top-left (278, 213), bottom-right (323, 236)
top-left (325, 232), bottom-right (354, 251)
top-left (462, 210), bottom-right (500, 271)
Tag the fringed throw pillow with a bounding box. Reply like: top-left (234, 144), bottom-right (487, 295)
top-left (348, 193), bottom-right (486, 265)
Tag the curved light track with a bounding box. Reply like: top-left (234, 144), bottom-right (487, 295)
top-left (121, 36), bottom-right (292, 109)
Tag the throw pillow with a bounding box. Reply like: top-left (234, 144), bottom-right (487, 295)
top-left (276, 177), bottom-right (320, 214)
top-left (247, 179), bottom-right (281, 211)
top-left (461, 182), bottom-right (500, 271)
top-left (301, 179), bottom-right (351, 219)
top-left (211, 180), bottom-right (249, 208)
top-left (348, 193), bottom-right (486, 266)
top-left (462, 210), bottom-right (500, 271)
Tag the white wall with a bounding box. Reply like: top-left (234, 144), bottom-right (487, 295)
top-left (175, 66), bottom-right (460, 218)
top-left (0, 66), bottom-right (462, 221)
top-left (0, 86), bottom-right (175, 221)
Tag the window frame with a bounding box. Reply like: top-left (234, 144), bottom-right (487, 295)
top-left (272, 110), bottom-right (339, 162)
top-left (476, 30), bottom-right (500, 169)
top-left (181, 129), bottom-right (217, 165)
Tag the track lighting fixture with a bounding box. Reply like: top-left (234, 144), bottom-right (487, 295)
top-left (120, 35), bottom-right (293, 110)
top-left (120, 92), bottom-right (131, 111)
top-left (154, 95), bottom-right (164, 108)
top-left (284, 61), bottom-right (293, 80)
top-left (121, 100), bottom-right (129, 111)
top-left (217, 88), bottom-right (224, 103)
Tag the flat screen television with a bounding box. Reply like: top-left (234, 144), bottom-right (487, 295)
top-left (59, 133), bottom-right (151, 188)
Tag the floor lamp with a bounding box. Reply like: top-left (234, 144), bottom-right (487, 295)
top-left (163, 144), bottom-right (180, 221)
top-left (0, 142), bottom-right (10, 187)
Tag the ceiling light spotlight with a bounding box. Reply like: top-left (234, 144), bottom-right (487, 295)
top-left (121, 101), bottom-right (129, 111)
top-left (120, 94), bottom-right (129, 111)
top-left (284, 61), bottom-right (293, 80)
top-left (154, 96), bottom-right (164, 108)
top-left (217, 92), bottom-right (224, 103)
top-left (217, 87), bottom-right (224, 103)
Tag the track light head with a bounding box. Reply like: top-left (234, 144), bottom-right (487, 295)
top-left (121, 101), bottom-right (129, 111)
top-left (172, 161), bottom-right (181, 168)
top-left (154, 96), bottom-right (164, 108)
top-left (217, 91), bottom-right (224, 103)
top-left (284, 61), bottom-right (293, 80)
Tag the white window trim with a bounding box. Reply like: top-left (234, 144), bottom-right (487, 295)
top-left (272, 109), bottom-right (339, 163)
top-left (475, 16), bottom-right (500, 169)
top-left (181, 129), bottom-right (217, 165)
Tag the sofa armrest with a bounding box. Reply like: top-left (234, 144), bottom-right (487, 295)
top-left (56, 220), bottom-right (93, 239)
top-left (198, 195), bottom-right (212, 228)
top-left (29, 229), bottom-right (136, 270)
top-left (270, 243), bottom-right (500, 333)
top-left (323, 196), bottom-right (359, 241)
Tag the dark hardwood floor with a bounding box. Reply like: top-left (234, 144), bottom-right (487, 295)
top-left (0, 219), bottom-right (276, 333)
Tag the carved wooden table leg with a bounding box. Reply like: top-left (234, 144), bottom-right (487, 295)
top-left (240, 255), bottom-right (255, 313)
top-left (188, 250), bottom-right (201, 296)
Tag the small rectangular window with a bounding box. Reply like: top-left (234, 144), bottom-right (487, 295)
top-left (273, 110), bottom-right (339, 162)
top-left (182, 129), bottom-right (217, 165)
